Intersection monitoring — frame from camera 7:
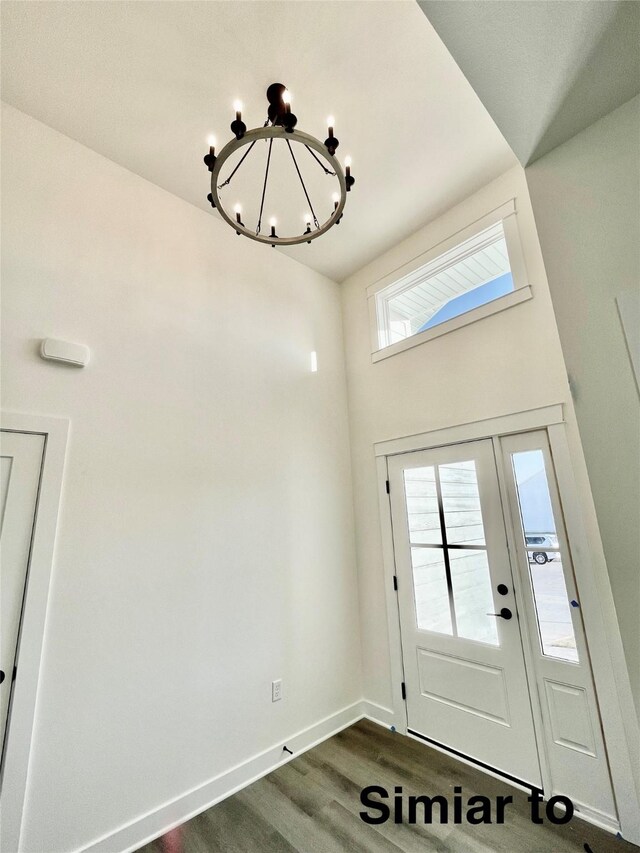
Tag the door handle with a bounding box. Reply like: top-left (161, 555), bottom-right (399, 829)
top-left (487, 608), bottom-right (512, 620)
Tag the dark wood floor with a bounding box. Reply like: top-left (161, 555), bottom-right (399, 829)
top-left (138, 719), bottom-right (637, 853)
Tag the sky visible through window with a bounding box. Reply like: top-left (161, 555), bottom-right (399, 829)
top-left (418, 272), bottom-right (514, 332)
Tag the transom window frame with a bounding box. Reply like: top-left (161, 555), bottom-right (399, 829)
top-left (367, 199), bottom-right (532, 362)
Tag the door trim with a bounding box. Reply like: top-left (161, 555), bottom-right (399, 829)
top-left (374, 404), bottom-right (563, 458)
top-left (0, 412), bottom-right (69, 853)
top-left (546, 423), bottom-right (639, 840)
top-left (375, 404), bottom-right (640, 844)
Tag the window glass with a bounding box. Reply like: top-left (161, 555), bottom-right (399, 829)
top-left (403, 460), bottom-right (497, 646)
top-left (411, 547), bottom-right (452, 635)
top-left (511, 450), bottom-right (557, 538)
top-left (377, 221), bottom-right (515, 349)
top-left (439, 460), bottom-right (486, 546)
top-left (404, 466), bottom-right (441, 545)
top-left (449, 548), bottom-right (498, 645)
top-left (511, 450), bottom-right (578, 662)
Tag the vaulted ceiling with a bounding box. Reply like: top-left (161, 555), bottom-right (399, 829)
top-left (418, 0), bottom-right (640, 165)
top-left (1, 1), bottom-right (516, 282)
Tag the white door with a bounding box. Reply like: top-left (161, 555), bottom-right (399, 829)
top-left (388, 439), bottom-right (542, 786)
top-left (0, 430), bottom-right (45, 763)
top-left (499, 430), bottom-right (616, 826)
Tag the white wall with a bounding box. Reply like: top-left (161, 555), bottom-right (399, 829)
top-left (1, 104), bottom-right (362, 853)
top-left (340, 165), bottom-right (635, 716)
top-left (526, 96), bottom-right (640, 713)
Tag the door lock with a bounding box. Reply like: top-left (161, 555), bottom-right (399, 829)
top-left (487, 608), bottom-right (512, 620)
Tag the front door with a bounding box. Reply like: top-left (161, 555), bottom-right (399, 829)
top-left (388, 438), bottom-right (542, 786)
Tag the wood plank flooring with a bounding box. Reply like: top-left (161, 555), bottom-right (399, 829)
top-left (137, 720), bottom-right (638, 853)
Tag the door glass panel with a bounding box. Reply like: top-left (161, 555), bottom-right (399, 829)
top-left (449, 548), bottom-right (498, 645)
top-left (404, 466), bottom-right (441, 544)
top-left (403, 460), bottom-right (497, 645)
top-left (439, 460), bottom-right (486, 545)
top-left (511, 451), bottom-right (557, 538)
top-left (411, 547), bottom-right (452, 635)
top-left (528, 555), bottom-right (578, 662)
top-left (511, 450), bottom-right (578, 662)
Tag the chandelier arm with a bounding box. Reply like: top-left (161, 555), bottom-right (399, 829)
top-left (217, 140), bottom-right (257, 189)
top-left (304, 144), bottom-right (336, 176)
top-left (286, 140), bottom-right (320, 229)
top-left (256, 138), bottom-right (274, 236)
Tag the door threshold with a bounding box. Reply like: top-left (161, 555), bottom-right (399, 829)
top-left (406, 728), bottom-right (540, 795)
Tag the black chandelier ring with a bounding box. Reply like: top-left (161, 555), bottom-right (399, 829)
top-left (210, 125), bottom-right (347, 246)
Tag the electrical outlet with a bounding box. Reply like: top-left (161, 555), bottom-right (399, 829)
top-left (272, 679), bottom-right (283, 702)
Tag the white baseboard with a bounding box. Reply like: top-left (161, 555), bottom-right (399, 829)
top-left (66, 702), bottom-right (414, 853)
top-left (361, 700), bottom-right (398, 730)
top-left (78, 701), bottom-right (364, 853)
top-left (76, 697), bottom-right (626, 852)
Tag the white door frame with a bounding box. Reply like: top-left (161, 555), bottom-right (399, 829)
top-left (374, 403), bottom-right (640, 844)
top-left (0, 412), bottom-right (69, 853)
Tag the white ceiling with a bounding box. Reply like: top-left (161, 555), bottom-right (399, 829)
top-left (1, 1), bottom-right (516, 282)
top-left (418, 0), bottom-right (640, 165)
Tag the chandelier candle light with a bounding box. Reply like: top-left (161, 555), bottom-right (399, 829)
top-left (203, 83), bottom-right (355, 246)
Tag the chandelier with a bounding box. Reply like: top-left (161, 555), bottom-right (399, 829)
top-left (203, 83), bottom-right (355, 246)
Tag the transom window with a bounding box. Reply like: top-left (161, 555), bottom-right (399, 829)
top-left (369, 202), bottom-right (531, 360)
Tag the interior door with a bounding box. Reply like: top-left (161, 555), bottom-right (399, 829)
top-left (499, 430), bottom-right (616, 825)
top-left (0, 430), bottom-right (45, 764)
top-left (388, 439), bottom-right (542, 786)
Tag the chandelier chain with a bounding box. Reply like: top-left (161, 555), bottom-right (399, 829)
top-left (217, 140), bottom-right (257, 189)
top-left (304, 144), bottom-right (336, 176)
top-left (256, 138), bottom-right (274, 235)
top-left (286, 140), bottom-right (320, 229)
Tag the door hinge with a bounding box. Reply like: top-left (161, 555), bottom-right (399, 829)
top-left (393, 575), bottom-right (398, 591)
top-left (401, 682), bottom-right (406, 701)
top-left (385, 479), bottom-right (390, 494)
